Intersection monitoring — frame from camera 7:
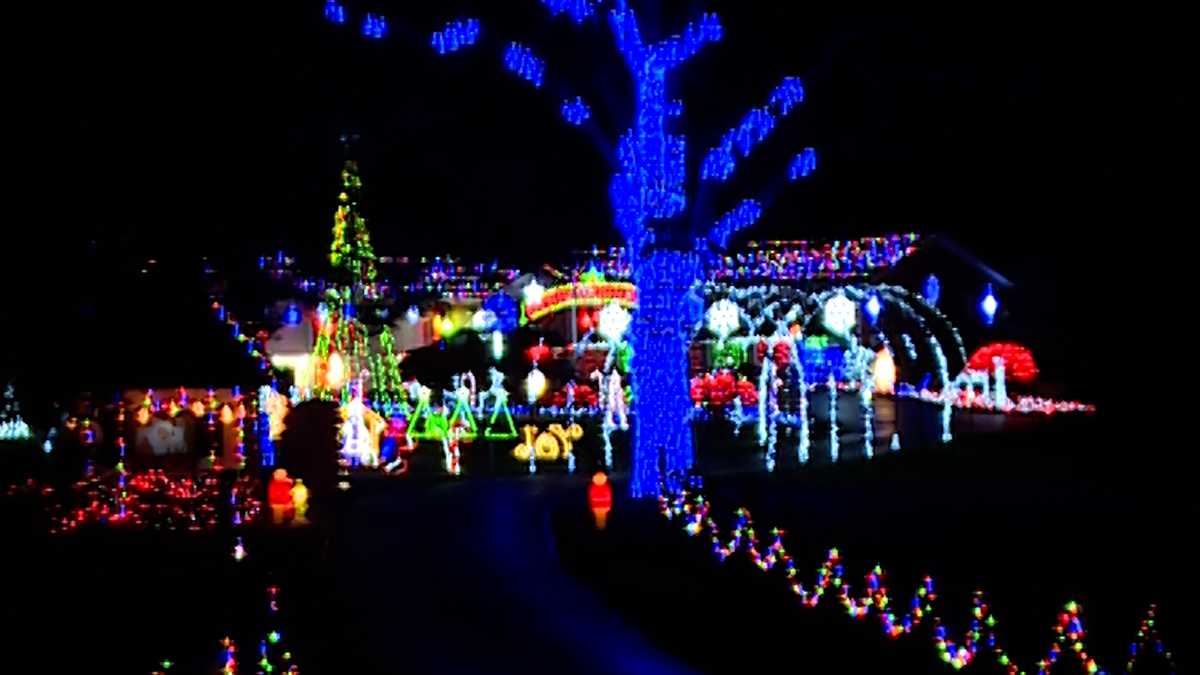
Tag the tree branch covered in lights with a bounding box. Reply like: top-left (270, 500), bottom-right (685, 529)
top-left (431, 18), bottom-right (480, 54)
top-left (700, 77), bottom-right (806, 182)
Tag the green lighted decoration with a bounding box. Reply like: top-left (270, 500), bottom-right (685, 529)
top-left (447, 393), bottom-right (478, 440)
top-left (483, 395), bottom-right (518, 441)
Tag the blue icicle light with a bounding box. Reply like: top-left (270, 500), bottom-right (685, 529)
top-left (504, 42), bottom-right (546, 88)
top-left (432, 18), bottom-right (480, 54)
top-left (561, 96), bottom-right (591, 125)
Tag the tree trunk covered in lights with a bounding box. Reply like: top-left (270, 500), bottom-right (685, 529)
top-left (606, 2), bottom-right (719, 498)
top-left (628, 250), bottom-right (702, 498)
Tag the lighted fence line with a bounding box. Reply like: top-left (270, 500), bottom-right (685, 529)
top-left (659, 488), bottom-right (1174, 675)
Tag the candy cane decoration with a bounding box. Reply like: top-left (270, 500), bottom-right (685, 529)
top-left (461, 371), bottom-right (477, 411)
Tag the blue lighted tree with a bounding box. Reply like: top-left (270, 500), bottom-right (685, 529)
top-left (324, 0), bottom-right (817, 497)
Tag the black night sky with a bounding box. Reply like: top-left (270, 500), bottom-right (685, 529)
top-left (6, 2), bottom-right (1183, 409)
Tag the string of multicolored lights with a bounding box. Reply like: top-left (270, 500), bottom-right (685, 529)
top-left (709, 234), bottom-right (920, 281)
top-left (659, 486), bottom-right (1175, 675)
top-left (211, 299), bottom-right (274, 374)
top-left (151, 585), bottom-right (301, 675)
top-left (10, 469), bottom-right (263, 534)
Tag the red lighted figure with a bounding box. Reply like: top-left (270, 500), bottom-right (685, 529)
top-left (267, 468), bottom-right (294, 524)
top-left (588, 471), bottom-right (613, 530)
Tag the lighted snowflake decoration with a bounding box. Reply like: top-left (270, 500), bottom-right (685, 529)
top-left (822, 293), bottom-right (857, 337)
top-left (706, 298), bottom-right (740, 340)
top-left (597, 301), bottom-right (632, 343)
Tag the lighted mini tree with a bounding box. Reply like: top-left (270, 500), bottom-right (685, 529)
top-left (325, 0), bottom-right (817, 496)
top-left (369, 327), bottom-right (406, 411)
top-left (329, 137), bottom-right (378, 294)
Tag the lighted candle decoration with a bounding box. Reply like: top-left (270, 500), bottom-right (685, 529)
top-left (290, 479), bottom-right (309, 524)
top-left (588, 471), bottom-right (613, 530)
top-left (660, 485), bottom-right (1175, 675)
top-left (873, 347), bottom-right (896, 395)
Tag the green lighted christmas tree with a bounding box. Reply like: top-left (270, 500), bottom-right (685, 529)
top-left (329, 138), bottom-right (377, 291)
top-left (308, 290), bottom-right (370, 402)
